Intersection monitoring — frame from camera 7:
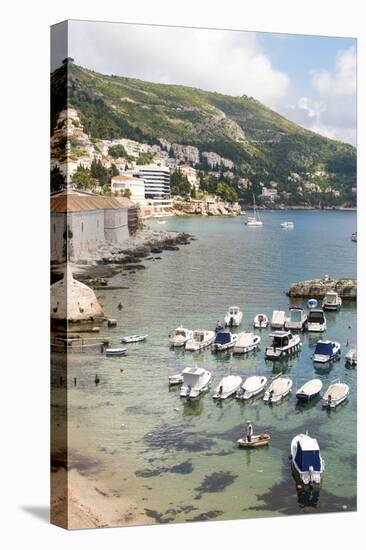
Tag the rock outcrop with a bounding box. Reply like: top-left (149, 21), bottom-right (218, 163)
top-left (172, 200), bottom-right (242, 217)
top-left (287, 275), bottom-right (357, 300)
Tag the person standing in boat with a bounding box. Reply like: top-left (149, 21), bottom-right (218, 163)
top-left (247, 421), bottom-right (253, 442)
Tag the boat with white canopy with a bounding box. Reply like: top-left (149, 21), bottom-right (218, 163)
top-left (169, 327), bottom-right (193, 347)
top-left (322, 380), bottom-right (349, 408)
top-left (263, 376), bottom-right (293, 403)
top-left (212, 375), bottom-right (242, 400)
top-left (296, 379), bottom-right (323, 402)
top-left (233, 332), bottom-right (260, 354)
top-left (284, 307), bottom-right (307, 331)
top-left (212, 331), bottom-right (237, 351)
top-left (236, 376), bottom-right (267, 400)
top-left (280, 221), bottom-right (294, 229)
top-left (224, 306), bottom-right (243, 327)
top-left (345, 349), bottom-right (357, 366)
top-left (270, 310), bottom-right (286, 329)
top-left (322, 291), bottom-right (342, 311)
top-left (265, 331), bottom-right (301, 360)
top-left (185, 330), bottom-right (215, 351)
top-left (290, 433), bottom-right (325, 485)
top-left (180, 367), bottom-right (212, 398)
top-left (306, 309), bottom-right (327, 332)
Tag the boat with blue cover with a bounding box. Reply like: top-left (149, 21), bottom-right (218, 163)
top-left (290, 433), bottom-right (325, 485)
top-left (313, 340), bottom-right (341, 363)
top-left (212, 330), bottom-right (238, 351)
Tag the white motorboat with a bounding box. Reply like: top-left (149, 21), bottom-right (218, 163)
top-left (233, 332), bottom-right (261, 354)
top-left (224, 306), bottom-right (243, 327)
top-left (185, 329), bottom-right (216, 351)
top-left (157, 220), bottom-right (166, 224)
top-left (285, 307), bottom-right (307, 331)
top-left (212, 375), bottom-right (242, 400)
top-left (236, 375), bottom-right (267, 400)
top-left (322, 380), bottom-right (349, 408)
top-left (169, 327), bottom-right (193, 347)
top-left (122, 334), bottom-right (148, 343)
top-left (271, 310), bottom-right (286, 329)
top-left (105, 347), bottom-right (127, 356)
top-left (263, 376), bottom-right (293, 403)
top-left (322, 291), bottom-right (342, 311)
top-left (290, 433), bottom-right (325, 485)
top-left (306, 309), bottom-right (327, 332)
top-left (212, 331), bottom-right (238, 351)
top-left (313, 340), bottom-right (341, 363)
top-left (280, 221), bottom-right (294, 229)
top-left (168, 373), bottom-right (184, 386)
top-left (345, 349), bottom-right (357, 366)
top-left (296, 379), bottom-right (323, 402)
top-left (180, 367), bottom-right (212, 398)
top-left (253, 313), bottom-right (269, 328)
top-left (265, 331), bottom-right (301, 360)
top-left (245, 193), bottom-right (263, 226)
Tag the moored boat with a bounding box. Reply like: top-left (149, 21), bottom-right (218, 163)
top-left (307, 298), bottom-right (318, 309)
top-left (233, 332), bottom-right (260, 354)
top-left (212, 375), bottom-right (242, 400)
top-left (280, 221), bottom-right (294, 229)
top-left (322, 379), bottom-right (349, 408)
top-left (290, 433), bottom-right (325, 485)
top-left (122, 334), bottom-right (148, 343)
top-left (265, 331), bottom-right (301, 360)
top-left (285, 307), bottom-right (307, 331)
top-left (212, 330), bottom-right (238, 351)
top-left (169, 326), bottom-right (193, 347)
top-left (296, 379), bottom-right (323, 402)
top-left (306, 309), bottom-right (327, 332)
top-left (180, 367), bottom-right (212, 398)
top-left (238, 433), bottom-right (271, 448)
top-left (236, 375), bottom-right (267, 400)
top-left (245, 193), bottom-right (263, 226)
top-left (263, 376), bottom-right (293, 403)
top-left (313, 340), bottom-right (341, 363)
top-left (105, 347), bottom-right (127, 356)
top-left (345, 349), bottom-right (357, 366)
top-left (322, 291), bottom-right (342, 311)
top-left (168, 373), bottom-right (184, 386)
top-left (224, 306), bottom-right (243, 327)
top-left (271, 310), bottom-right (286, 329)
top-left (253, 313), bottom-right (269, 328)
top-left (185, 329), bottom-right (215, 351)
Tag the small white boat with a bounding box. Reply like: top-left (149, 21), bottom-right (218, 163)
top-left (122, 334), bottom-right (148, 343)
top-left (265, 331), bottom-right (301, 360)
top-left (157, 220), bottom-right (166, 224)
top-left (180, 367), bottom-right (212, 398)
top-left (280, 221), bottom-right (294, 229)
top-left (296, 379), bottom-right (323, 402)
top-left (285, 307), bottom-right (307, 331)
top-left (271, 310), bottom-right (286, 329)
top-left (185, 330), bottom-right (215, 351)
top-left (263, 377), bottom-right (293, 403)
top-left (233, 332), bottom-right (260, 354)
top-left (169, 327), bottom-right (193, 347)
top-left (313, 340), bottom-right (341, 363)
top-left (168, 373), bottom-right (184, 386)
top-left (236, 375), bottom-right (267, 400)
top-left (212, 375), bottom-right (242, 400)
top-left (306, 309), bottom-right (327, 332)
top-left (212, 331), bottom-right (238, 351)
top-left (345, 349), bottom-right (357, 366)
top-left (307, 298), bottom-right (318, 309)
top-left (322, 380), bottom-right (349, 408)
top-left (224, 306), bottom-right (243, 327)
top-left (238, 433), bottom-right (271, 448)
top-left (105, 347), bottom-right (127, 356)
top-left (322, 291), bottom-right (342, 311)
top-left (253, 313), bottom-right (268, 328)
top-left (291, 433), bottom-right (325, 485)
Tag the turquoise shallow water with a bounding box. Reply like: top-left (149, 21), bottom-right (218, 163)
top-left (52, 210), bottom-right (357, 523)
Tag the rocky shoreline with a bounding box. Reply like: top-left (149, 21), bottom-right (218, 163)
top-left (287, 275), bottom-right (357, 300)
top-left (172, 200), bottom-right (242, 216)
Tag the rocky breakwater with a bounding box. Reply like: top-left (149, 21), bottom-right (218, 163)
top-left (173, 200), bottom-right (242, 217)
top-left (287, 275), bottom-right (357, 301)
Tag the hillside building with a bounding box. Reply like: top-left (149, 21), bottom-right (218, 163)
top-left (111, 174), bottom-right (146, 204)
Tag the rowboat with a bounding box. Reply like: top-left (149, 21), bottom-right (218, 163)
top-left (263, 376), bottom-right (293, 403)
top-left (322, 379), bottom-right (349, 408)
top-left (296, 379), bottom-right (323, 402)
top-left (105, 347), bottom-right (127, 356)
top-left (122, 334), bottom-right (148, 343)
top-left (212, 375), bottom-right (242, 400)
top-left (237, 433), bottom-right (271, 448)
top-left (236, 376), bottom-right (267, 400)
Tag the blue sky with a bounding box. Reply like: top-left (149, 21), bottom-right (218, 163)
top-left (64, 21), bottom-right (357, 145)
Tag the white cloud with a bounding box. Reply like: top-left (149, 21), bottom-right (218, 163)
top-left (68, 21), bottom-right (290, 108)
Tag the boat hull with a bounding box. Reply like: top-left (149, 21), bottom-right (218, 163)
top-left (238, 434), bottom-right (270, 448)
top-left (265, 341), bottom-right (301, 360)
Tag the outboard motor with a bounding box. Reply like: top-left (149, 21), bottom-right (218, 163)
top-left (229, 317), bottom-right (234, 328)
top-left (218, 385), bottom-right (223, 396)
top-left (269, 389), bottom-right (274, 403)
top-left (309, 466), bottom-right (314, 487)
top-left (327, 394), bottom-right (332, 407)
top-left (216, 320), bottom-right (223, 333)
top-left (187, 384), bottom-right (191, 398)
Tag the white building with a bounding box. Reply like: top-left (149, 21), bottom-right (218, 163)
top-left (260, 187), bottom-right (279, 202)
top-left (178, 165), bottom-right (199, 189)
top-left (132, 165), bottom-right (171, 202)
top-left (111, 174), bottom-right (146, 204)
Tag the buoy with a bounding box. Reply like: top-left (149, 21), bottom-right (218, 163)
top-left (296, 484), bottom-right (302, 491)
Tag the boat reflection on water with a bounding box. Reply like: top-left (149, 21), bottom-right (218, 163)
top-left (296, 482), bottom-right (321, 508)
top-left (182, 395), bottom-right (205, 417)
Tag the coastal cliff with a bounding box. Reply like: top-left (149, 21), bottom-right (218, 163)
top-left (172, 200), bottom-right (242, 216)
top-left (287, 275), bottom-right (357, 300)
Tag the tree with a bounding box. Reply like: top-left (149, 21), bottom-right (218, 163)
top-left (216, 181), bottom-right (238, 202)
top-left (71, 165), bottom-right (93, 189)
top-left (136, 152), bottom-right (154, 165)
top-left (50, 167), bottom-right (65, 193)
top-left (108, 144), bottom-right (128, 159)
top-left (170, 169), bottom-right (191, 197)
top-left (109, 163), bottom-right (119, 178)
top-left (122, 189), bottom-right (132, 199)
top-left (90, 159), bottom-right (109, 185)
top-left (191, 186), bottom-right (197, 199)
